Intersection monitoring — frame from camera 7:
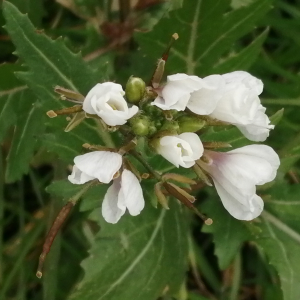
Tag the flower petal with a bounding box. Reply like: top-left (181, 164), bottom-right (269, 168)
top-left (83, 83), bottom-right (124, 114)
top-left (213, 178), bottom-right (264, 220)
top-left (74, 151), bottom-right (122, 183)
top-left (187, 75), bottom-right (224, 115)
top-left (222, 71), bottom-right (263, 95)
top-left (102, 179), bottom-right (126, 223)
top-left (68, 165), bottom-right (95, 184)
top-left (179, 133), bottom-right (204, 161)
top-left (118, 170), bottom-right (145, 216)
top-left (228, 145), bottom-right (280, 185)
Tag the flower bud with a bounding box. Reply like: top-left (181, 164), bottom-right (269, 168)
top-left (160, 120), bottom-right (179, 132)
top-left (178, 115), bottom-right (206, 133)
top-left (125, 76), bottom-right (146, 104)
top-left (129, 115), bottom-right (151, 136)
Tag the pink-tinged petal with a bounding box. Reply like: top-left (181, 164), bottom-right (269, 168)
top-left (74, 151), bottom-right (122, 184)
top-left (68, 165), bottom-right (95, 184)
top-left (118, 170), bottom-right (145, 216)
top-left (213, 178), bottom-right (264, 220)
top-left (102, 179), bottom-right (126, 223)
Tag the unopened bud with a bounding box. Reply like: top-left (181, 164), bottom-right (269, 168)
top-left (160, 120), bottom-right (179, 132)
top-left (178, 116), bottom-right (206, 133)
top-left (148, 121), bottom-right (157, 136)
top-left (129, 115), bottom-right (151, 136)
top-left (125, 76), bottom-right (146, 104)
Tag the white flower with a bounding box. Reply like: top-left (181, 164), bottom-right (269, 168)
top-left (83, 82), bottom-right (139, 126)
top-left (102, 169), bottom-right (145, 223)
top-left (208, 71), bottom-right (274, 142)
top-left (157, 132), bottom-right (204, 168)
top-left (68, 151), bottom-right (122, 184)
top-left (198, 145), bottom-right (280, 220)
top-left (68, 152), bottom-right (145, 224)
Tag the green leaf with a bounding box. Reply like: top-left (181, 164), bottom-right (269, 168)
top-left (69, 202), bottom-right (188, 300)
top-left (201, 197), bottom-right (251, 270)
top-left (5, 96), bottom-right (45, 182)
top-left (254, 212), bottom-right (300, 300)
top-left (2, 1), bottom-right (98, 108)
top-left (136, 0), bottom-right (272, 76)
top-left (46, 179), bottom-right (108, 211)
top-left (0, 63), bottom-right (27, 142)
top-left (212, 28), bottom-right (269, 74)
top-left (2, 2), bottom-right (113, 163)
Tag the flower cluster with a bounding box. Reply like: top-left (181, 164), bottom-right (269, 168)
top-left (51, 67), bottom-right (279, 224)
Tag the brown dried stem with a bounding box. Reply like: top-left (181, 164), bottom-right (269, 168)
top-left (36, 202), bottom-right (74, 279)
top-left (36, 180), bottom-right (96, 278)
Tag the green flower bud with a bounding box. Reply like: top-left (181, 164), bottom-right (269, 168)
top-left (160, 120), bottom-right (179, 132)
top-left (148, 121), bottom-right (157, 136)
top-left (178, 115), bottom-right (206, 133)
top-left (125, 76), bottom-right (146, 104)
top-left (129, 115), bottom-right (151, 136)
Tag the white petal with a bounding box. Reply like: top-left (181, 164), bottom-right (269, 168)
top-left (228, 145), bottom-right (280, 184)
top-left (187, 75), bottom-right (224, 115)
top-left (98, 111), bottom-right (127, 126)
top-left (74, 151), bottom-right (122, 183)
top-left (102, 179), bottom-right (126, 223)
top-left (126, 105), bottom-right (139, 119)
top-left (179, 133), bottom-right (204, 161)
top-left (222, 71), bottom-right (263, 95)
top-left (118, 170), bottom-right (145, 216)
top-left (158, 134), bottom-right (203, 168)
top-left (83, 83), bottom-right (124, 114)
top-left (213, 178), bottom-right (264, 220)
top-left (68, 165), bottom-right (95, 184)
top-left (157, 136), bottom-right (183, 168)
top-left (236, 109), bottom-right (274, 142)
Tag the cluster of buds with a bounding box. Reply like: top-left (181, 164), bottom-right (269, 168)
top-left (46, 34), bottom-right (280, 224)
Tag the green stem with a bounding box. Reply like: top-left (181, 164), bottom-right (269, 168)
top-left (95, 119), bottom-right (115, 148)
top-left (229, 252), bottom-right (242, 300)
top-left (129, 150), bottom-right (161, 180)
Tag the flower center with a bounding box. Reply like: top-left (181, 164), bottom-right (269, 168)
top-left (177, 143), bottom-right (190, 157)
